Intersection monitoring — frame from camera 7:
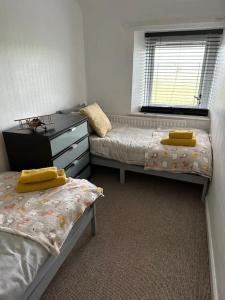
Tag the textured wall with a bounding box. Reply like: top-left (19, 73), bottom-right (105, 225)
top-left (0, 0), bottom-right (86, 171)
top-left (207, 32), bottom-right (225, 299)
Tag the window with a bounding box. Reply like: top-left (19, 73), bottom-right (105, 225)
top-left (141, 29), bottom-right (223, 115)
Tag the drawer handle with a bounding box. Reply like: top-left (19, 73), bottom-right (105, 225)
top-left (69, 144), bottom-right (78, 151)
top-left (72, 160), bottom-right (79, 166)
top-left (67, 127), bottom-right (77, 133)
top-left (66, 159), bottom-right (79, 171)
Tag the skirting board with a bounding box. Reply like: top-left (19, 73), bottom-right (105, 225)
top-left (206, 198), bottom-right (218, 300)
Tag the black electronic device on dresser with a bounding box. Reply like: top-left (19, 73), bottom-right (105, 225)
top-left (3, 113), bottom-right (91, 179)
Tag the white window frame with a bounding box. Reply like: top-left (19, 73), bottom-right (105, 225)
top-left (145, 34), bottom-right (216, 109)
top-left (131, 21), bottom-right (225, 114)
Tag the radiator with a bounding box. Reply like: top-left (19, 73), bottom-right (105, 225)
top-left (109, 114), bottom-right (210, 131)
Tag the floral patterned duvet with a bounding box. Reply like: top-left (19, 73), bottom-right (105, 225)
top-left (144, 129), bottom-right (212, 178)
top-left (0, 172), bottom-right (103, 255)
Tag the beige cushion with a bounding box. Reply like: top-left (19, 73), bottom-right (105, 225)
top-left (80, 103), bottom-right (112, 137)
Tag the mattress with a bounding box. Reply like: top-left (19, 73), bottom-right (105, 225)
top-left (90, 124), bottom-right (154, 165)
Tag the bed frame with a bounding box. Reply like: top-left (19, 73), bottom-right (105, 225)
top-left (92, 155), bottom-right (209, 202)
top-left (23, 202), bottom-right (96, 300)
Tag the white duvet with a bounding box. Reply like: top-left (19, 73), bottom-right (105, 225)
top-left (0, 232), bottom-right (48, 300)
top-left (90, 124), bottom-right (154, 165)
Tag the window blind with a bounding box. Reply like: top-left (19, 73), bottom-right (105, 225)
top-left (143, 29), bottom-right (223, 110)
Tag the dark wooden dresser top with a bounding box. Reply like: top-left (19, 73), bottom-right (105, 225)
top-left (3, 113), bottom-right (87, 140)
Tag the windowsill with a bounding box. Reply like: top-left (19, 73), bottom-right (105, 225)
top-left (129, 112), bottom-right (210, 121)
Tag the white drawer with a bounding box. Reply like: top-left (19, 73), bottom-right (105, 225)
top-left (76, 165), bottom-right (91, 179)
top-left (50, 122), bottom-right (88, 156)
top-left (53, 137), bottom-right (89, 169)
top-left (65, 152), bottom-right (90, 178)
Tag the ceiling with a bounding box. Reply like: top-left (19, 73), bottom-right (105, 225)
top-left (78, 0), bottom-right (225, 26)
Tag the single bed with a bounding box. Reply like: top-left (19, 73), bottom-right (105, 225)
top-left (90, 122), bottom-right (212, 201)
top-left (0, 172), bottom-right (102, 300)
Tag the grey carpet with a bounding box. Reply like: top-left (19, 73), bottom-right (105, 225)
top-left (42, 166), bottom-right (211, 300)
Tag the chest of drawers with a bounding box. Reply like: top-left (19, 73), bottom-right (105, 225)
top-left (3, 114), bottom-right (91, 179)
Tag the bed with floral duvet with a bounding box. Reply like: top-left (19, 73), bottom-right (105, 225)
top-left (90, 125), bottom-right (212, 201)
top-left (0, 172), bottom-right (102, 300)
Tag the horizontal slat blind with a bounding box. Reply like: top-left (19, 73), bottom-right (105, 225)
top-left (143, 29), bottom-right (223, 109)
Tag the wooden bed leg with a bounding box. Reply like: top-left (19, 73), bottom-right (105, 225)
top-left (120, 168), bottom-right (125, 184)
top-left (91, 203), bottom-right (96, 236)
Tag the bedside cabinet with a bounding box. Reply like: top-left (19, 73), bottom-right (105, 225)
top-left (3, 114), bottom-right (91, 179)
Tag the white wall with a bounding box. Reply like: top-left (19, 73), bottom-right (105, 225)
top-left (78, 0), bottom-right (225, 114)
top-left (207, 32), bottom-right (225, 300)
top-left (0, 0), bottom-right (86, 171)
top-left (82, 8), bottom-right (133, 114)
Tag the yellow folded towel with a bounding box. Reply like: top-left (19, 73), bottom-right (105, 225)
top-left (19, 167), bottom-right (58, 184)
top-left (169, 130), bottom-right (193, 139)
top-left (161, 137), bottom-right (196, 147)
top-left (16, 169), bottom-right (67, 193)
